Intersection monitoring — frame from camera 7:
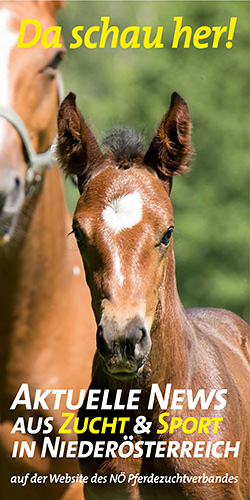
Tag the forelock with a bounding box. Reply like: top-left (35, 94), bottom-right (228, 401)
top-left (102, 126), bottom-right (145, 165)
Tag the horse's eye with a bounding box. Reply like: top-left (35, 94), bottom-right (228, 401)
top-left (42, 50), bottom-right (65, 78)
top-left (47, 51), bottom-right (65, 70)
top-left (159, 227), bottom-right (174, 247)
top-left (72, 224), bottom-right (84, 247)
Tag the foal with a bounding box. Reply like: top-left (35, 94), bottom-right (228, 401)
top-left (57, 92), bottom-right (250, 500)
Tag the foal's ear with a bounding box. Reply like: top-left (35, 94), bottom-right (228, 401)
top-left (57, 92), bottom-right (103, 192)
top-left (144, 92), bottom-right (192, 191)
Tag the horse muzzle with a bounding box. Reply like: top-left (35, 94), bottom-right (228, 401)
top-left (96, 316), bottom-right (151, 379)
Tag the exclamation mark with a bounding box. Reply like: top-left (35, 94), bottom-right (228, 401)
top-left (226, 17), bottom-right (237, 49)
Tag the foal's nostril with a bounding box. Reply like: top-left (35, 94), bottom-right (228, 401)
top-left (97, 325), bottom-right (108, 358)
top-left (138, 328), bottom-right (147, 343)
top-left (97, 324), bottom-right (103, 337)
top-left (134, 326), bottom-right (151, 361)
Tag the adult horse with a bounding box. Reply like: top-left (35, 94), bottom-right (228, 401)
top-left (57, 91), bottom-right (250, 500)
top-left (0, 3), bottom-right (95, 500)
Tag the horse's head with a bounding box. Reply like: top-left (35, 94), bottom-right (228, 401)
top-left (0, 0), bottom-right (65, 246)
top-left (57, 92), bottom-right (192, 380)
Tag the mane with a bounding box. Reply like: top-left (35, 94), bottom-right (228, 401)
top-left (102, 126), bottom-right (145, 164)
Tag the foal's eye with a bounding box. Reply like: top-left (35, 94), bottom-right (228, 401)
top-left (72, 224), bottom-right (84, 247)
top-left (159, 227), bottom-right (174, 247)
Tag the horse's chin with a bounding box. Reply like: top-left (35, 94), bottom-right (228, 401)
top-left (106, 371), bottom-right (138, 381)
top-left (101, 358), bottom-right (145, 381)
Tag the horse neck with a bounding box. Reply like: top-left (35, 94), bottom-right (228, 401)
top-left (0, 166), bottom-right (71, 334)
top-left (148, 242), bottom-right (197, 391)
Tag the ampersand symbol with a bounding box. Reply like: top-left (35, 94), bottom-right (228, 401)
top-left (133, 416), bottom-right (152, 434)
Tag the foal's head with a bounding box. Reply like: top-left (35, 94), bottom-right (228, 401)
top-left (57, 92), bottom-right (192, 380)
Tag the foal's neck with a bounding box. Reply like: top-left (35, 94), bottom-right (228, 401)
top-left (147, 244), bottom-right (196, 391)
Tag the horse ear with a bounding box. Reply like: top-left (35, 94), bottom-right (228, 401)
top-left (57, 92), bottom-right (103, 192)
top-left (144, 92), bottom-right (192, 191)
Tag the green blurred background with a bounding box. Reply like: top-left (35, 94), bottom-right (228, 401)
top-left (58, 1), bottom-right (249, 322)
